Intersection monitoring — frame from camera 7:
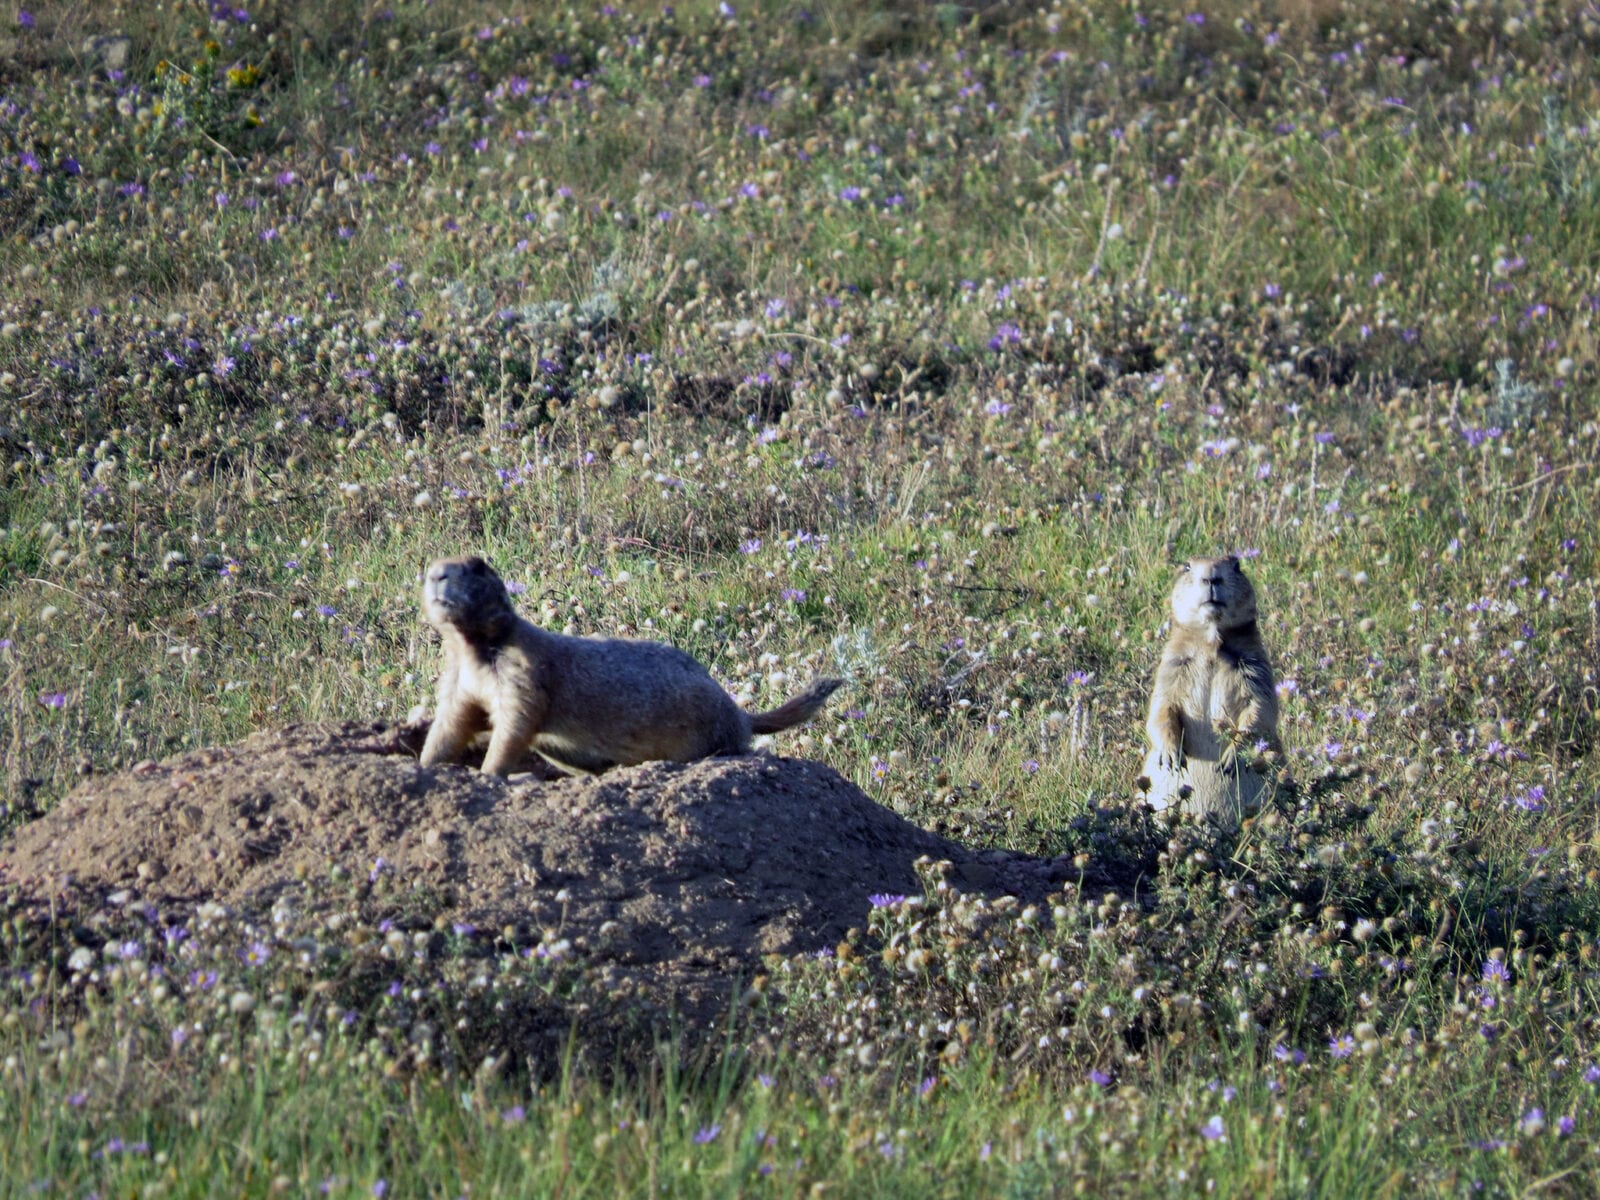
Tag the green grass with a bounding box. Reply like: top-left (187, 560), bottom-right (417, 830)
top-left (4, 0), bottom-right (1600, 1194)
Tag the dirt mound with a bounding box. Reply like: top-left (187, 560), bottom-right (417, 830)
top-left (1, 722), bottom-right (1110, 1030)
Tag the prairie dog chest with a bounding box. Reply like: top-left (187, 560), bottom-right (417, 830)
top-left (1165, 651), bottom-right (1254, 724)
top-left (458, 654), bottom-right (513, 713)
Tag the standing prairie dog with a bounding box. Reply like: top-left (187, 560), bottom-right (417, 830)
top-left (1140, 555), bottom-right (1283, 826)
top-left (418, 555), bottom-right (843, 777)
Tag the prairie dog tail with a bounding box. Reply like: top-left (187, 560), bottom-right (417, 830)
top-left (749, 678), bottom-right (844, 735)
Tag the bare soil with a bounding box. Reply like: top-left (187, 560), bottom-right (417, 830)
top-left (1, 722), bottom-right (1118, 1035)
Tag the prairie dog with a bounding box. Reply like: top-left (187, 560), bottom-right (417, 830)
top-left (418, 555), bottom-right (843, 777)
top-left (1140, 556), bottom-right (1282, 825)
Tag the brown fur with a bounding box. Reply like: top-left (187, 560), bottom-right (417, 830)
top-left (1140, 556), bottom-right (1282, 825)
top-left (418, 556), bottom-right (843, 777)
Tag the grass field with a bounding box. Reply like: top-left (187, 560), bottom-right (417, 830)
top-left (3, 0), bottom-right (1600, 1194)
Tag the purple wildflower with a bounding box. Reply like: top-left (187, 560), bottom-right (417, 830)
top-left (988, 323), bottom-right (1022, 351)
top-left (1513, 785), bottom-right (1545, 813)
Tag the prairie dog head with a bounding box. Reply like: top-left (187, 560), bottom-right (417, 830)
top-left (422, 555), bottom-right (515, 636)
top-left (1168, 555), bottom-right (1257, 633)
